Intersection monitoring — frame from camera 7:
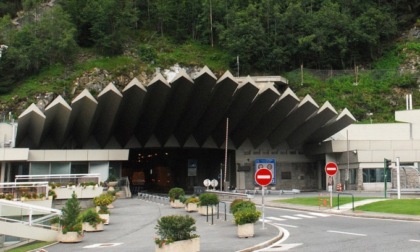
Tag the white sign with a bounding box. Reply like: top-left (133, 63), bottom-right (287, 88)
top-left (210, 179), bottom-right (218, 188)
top-left (203, 179), bottom-right (211, 187)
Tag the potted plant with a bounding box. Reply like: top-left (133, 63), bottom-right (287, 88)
top-left (107, 174), bottom-right (118, 191)
top-left (233, 206), bottom-right (261, 238)
top-left (57, 192), bottom-right (83, 243)
top-left (80, 208), bottom-right (105, 232)
top-left (198, 193), bottom-right (219, 215)
top-left (230, 199), bottom-right (256, 214)
top-left (93, 193), bottom-right (114, 224)
top-left (168, 187), bottom-right (185, 208)
top-left (154, 215), bottom-right (200, 252)
top-left (184, 196), bottom-right (199, 212)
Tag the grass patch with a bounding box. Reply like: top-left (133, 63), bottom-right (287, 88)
top-left (6, 241), bottom-right (54, 252)
top-left (275, 196), bottom-right (377, 208)
top-left (356, 199), bottom-right (420, 215)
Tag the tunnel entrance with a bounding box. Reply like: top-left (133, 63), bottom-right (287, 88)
top-left (122, 148), bottom-right (236, 194)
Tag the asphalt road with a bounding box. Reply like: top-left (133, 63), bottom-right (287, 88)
top-left (256, 206), bottom-right (420, 251)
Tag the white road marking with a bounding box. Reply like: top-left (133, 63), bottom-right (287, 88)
top-left (295, 214), bottom-right (316, 219)
top-left (259, 218), bottom-right (272, 223)
top-left (307, 212), bottom-right (330, 217)
top-left (272, 223), bottom-right (298, 228)
top-left (267, 216), bottom-right (286, 221)
top-left (409, 239), bottom-right (420, 243)
top-left (84, 243), bottom-right (123, 248)
top-left (281, 215), bottom-right (301, 220)
top-left (327, 230), bottom-right (367, 236)
top-left (256, 243), bottom-right (303, 251)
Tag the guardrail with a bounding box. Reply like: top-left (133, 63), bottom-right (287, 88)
top-left (337, 192), bottom-right (354, 211)
top-left (137, 192), bottom-right (169, 205)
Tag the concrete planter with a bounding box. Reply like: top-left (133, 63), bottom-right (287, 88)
top-left (237, 223), bottom-right (254, 238)
top-left (54, 186), bottom-right (103, 200)
top-left (185, 203), bottom-right (198, 212)
top-left (198, 205), bottom-right (217, 216)
top-left (155, 237), bottom-right (200, 252)
top-left (170, 199), bottom-right (185, 208)
top-left (99, 213), bottom-right (110, 225)
top-left (83, 222), bottom-right (104, 232)
top-left (57, 231), bottom-right (83, 243)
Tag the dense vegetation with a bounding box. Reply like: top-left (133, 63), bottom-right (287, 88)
top-left (0, 0), bottom-right (419, 122)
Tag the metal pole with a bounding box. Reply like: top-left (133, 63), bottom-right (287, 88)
top-left (396, 157), bottom-right (401, 199)
top-left (224, 118), bottom-right (229, 191)
top-left (384, 159), bottom-right (387, 198)
top-left (329, 177), bottom-right (332, 209)
top-left (262, 186), bottom-right (265, 229)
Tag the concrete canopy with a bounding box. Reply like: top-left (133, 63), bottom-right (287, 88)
top-left (15, 67), bottom-right (356, 150)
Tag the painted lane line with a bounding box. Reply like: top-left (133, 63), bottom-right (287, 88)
top-left (409, 239), bottom-right (420, 243)
top-left (308, 212), bottom-right (330, 217)
top-left (327, 230), bottom-right (367, 237)
top-left (267, 216), bottom-right (286, 221)
top-left (272, 223), bottom-right (299, 228)
top-left (281, 215), bottom-right (301, 220)
top-left (295, 214), bottom-right (316, 219)
top-left (259, 218), bottom-right (272, 223)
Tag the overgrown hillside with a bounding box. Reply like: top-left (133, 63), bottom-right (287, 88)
top-left (0, 0), bottom-right (419, 123)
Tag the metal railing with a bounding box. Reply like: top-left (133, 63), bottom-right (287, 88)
top-left (137, 192), bottom-right (169, 205)
top-left (337, 192), bottom-right (355, 211)
top-left (15, 174), bottom-right (101, 185)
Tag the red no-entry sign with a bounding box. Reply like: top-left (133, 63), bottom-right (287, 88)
top-left (255, 168), bottom-right (273, 186)
top-left (325, 162), bottom-right (338, 176)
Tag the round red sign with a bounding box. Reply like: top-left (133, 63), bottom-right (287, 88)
top-left (325, 162), bottom-right (338, 176)
top-left (255, 168), bottom-right (273, 186)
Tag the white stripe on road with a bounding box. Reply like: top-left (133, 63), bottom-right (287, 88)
top-left (327, 230), bottom-right (367, 236)
top-left (409, 240), bottom-right (420, 243)
top-left (267, 216), bottom-right (286, 221)
top-left (281, 215), bottom-right (301, 220)
top-left (308, 212), bottom-right (330, 217)
top-left (259, 218), bottom-right (272, 223)
top-left (272, 223), bottom-right (299, 228)
top-left (295, 214), bottom-right (316, 219)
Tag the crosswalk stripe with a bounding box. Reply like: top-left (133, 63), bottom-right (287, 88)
top-left (281, 215), bottom-right (301, 220)
top-left (267, 216), bottom-right (286, 221)
top-left (259, 218), bottom-right (272, 223)
top-left (307, 212), bottom-right (330, 217)
top-left (295, 214), bottom-right (316, 219)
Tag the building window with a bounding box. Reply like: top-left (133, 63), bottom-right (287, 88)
top-left (362, 168), bottom-right (391, 183)
top-left (349, 169), bottom-right (357, 184)
top-left (281, 172), bottom-right (292, 179)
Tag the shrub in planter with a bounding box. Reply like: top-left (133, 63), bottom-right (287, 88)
top-left (80, 208), bottom-right (105, 231)
top-left (93, 193), bottom-right (114, 209)
top-left (198, 193), bottom-right (219, 206)
top-left (60, 192), bottom-right (83, 235)
top-left (168, 187), bottom-right (185, 202)
top-left (154, 215), bottom-right (199, 248)
top-left (233, 208), bottom-right (261, 225)
top-left (185, 197), bottom-right (199, 205)
top-left (80, 208), bottom-right (105, 228)
top-left (230, 200), bottom-right (256, 214)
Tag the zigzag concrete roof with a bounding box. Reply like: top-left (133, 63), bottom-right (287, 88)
top-left (15, 67), bottom-right (356, 150)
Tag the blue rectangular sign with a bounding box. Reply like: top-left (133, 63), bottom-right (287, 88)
top-left (255, 158), bottom-right (276, 185)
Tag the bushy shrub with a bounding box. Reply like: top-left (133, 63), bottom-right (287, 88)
top-left (198, 193), bottom-right (219, 206)
top-left (168, 187), bottom-right (185, 202)
top-left (233, 208), bottom-right (261, 225)
top-left (185, 197), bottom-right (199, 205)
top-left (230, 200), bottom-right (256, 214)
top-left (155, 215), bottom-right (199, 247)
top-left (80, 208), bottom-right (105, 228)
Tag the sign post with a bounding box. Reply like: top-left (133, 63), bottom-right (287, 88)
top-left (325, 162), bottom-right (338, 209)
top-left (255, 168), bottom-right (273, 229)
